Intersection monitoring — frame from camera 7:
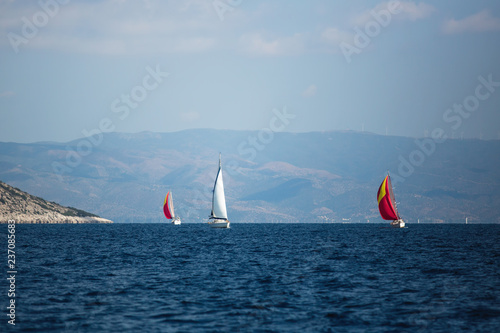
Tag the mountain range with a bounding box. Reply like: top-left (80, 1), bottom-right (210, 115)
top-left (0, 129), bottom-right (499, 223)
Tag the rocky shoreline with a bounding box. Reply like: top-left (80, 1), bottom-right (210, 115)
top-left (1, 215), bottom-right (113, 224)
top-left (1, 181), bottom-right (113, 224)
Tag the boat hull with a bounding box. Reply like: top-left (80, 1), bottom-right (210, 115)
top-left (172, 218), bottom-right (181, 225)
top-left (208, 219), bottom-right (230, 228)
top-left (390, 219), bottom-right (405, 228)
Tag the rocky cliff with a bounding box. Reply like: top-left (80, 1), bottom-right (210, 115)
top-left (0, 181), bottom-right (112, 224)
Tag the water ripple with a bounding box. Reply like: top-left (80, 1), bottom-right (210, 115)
top-left (1, 223), bottom-right (499, 332)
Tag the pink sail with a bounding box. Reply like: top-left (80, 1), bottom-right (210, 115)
top-left (163, 192), bottom-right (173, 220)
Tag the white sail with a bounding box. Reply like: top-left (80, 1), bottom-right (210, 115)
top-left (211, 155), bottom-right (228, 220)
top-left (169, 192), bottom-right (175, 218)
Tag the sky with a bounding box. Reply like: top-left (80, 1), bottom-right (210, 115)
top-left (1, 0), bottom-right (500, 143)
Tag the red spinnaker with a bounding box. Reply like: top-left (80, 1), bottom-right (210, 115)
top-left (377, 175), bottom-right (399, 220)
top-left (163, 192), bottom-right (172, 219)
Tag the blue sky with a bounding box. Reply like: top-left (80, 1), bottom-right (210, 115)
top-left (1, 0), bottom-right (500, 143)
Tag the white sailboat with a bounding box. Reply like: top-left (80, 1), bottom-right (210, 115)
top-left (163, 191), bottom-right (181, 225)
top-left (208, 154), bottom-right (230, 228)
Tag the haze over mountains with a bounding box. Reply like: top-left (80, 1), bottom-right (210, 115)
top-left (1, 130), bottom-right (499, 223)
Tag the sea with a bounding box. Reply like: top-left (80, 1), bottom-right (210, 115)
top-left (2, 223), bottom-right (500, 332)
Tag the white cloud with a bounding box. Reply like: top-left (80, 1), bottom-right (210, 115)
top-left (0, 0), bottom-right (438, 57)
top-left (396, 1), bottom-right (435, 21)
top-left (318, 1), bottom-right (435, 55)
top-left (321, 28), bottom-right (353, 45)
top-left (302, 85), bottom-right (317, 98)
top-left (0, 0), bottom-right (221, 55)
top-left (239, 33), bottom-right (306, 56)
top-left (442, 10), bottom-right (500, 34)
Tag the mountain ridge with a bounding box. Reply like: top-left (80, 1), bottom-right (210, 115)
top-left (0, 181), bottom-right (112, 224)
top-left (0, 130), bottom-right (499, 223)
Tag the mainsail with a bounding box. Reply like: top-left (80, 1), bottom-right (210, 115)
top-left (163, 191), bottom-right (175, 220)
top-left (210, 154), bottom-right (228, 220)
top-left (377, 174), bottom-right (399, 220)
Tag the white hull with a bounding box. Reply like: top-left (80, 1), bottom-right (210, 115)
top-left (391, 219), bottom-right (405, 228)
top-left (172, 217), bottom-right (181, 225)
top-left (208, 220), bottom-right (230, 228)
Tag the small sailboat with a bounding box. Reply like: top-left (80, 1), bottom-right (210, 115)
top-left (163, 191), bottom-right (181, 225)
top-left (208, 154), bottom-right (230, 228)
top-left (377, 173), bottom-right (405, 228)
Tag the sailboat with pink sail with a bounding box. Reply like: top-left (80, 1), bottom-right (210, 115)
top-left (163, 191), bottom-right (181, 225)
top-left (377, 173), bottom-right (405, 228)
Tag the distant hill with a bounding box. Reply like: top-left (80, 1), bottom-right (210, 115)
top-left (0, 130), bottom-right (499, 223)
top-left (0, 181), bottom-right (112, 224)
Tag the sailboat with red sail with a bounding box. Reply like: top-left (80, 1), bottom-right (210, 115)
top-left (163, 191), bottom-right (181, 225)
top-left (377, 173), bottom-right (405, 228)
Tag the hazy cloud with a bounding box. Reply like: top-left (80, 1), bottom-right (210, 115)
top-left (0, 0), bottom-right (437, 57)
top-left (0, 91), bottom-right (14, 98)
top-left (351, 1), bottom-right (435, 26)
top-left (180, 111), bottom-right (200, 122)
top-left (238, 33), bottom-right (307, 56)
top-left (320, 1), bottom-right (435, 55)
top-left (0, 0), bottom-right (220, 55)
top-left (396, 1), bottom-right (435, 21)
top-left (321, 28), bottom-right (353, 45)
top-left (442, 10), bottom-right (500, 34)
top-left (302, 85), bottom-right (317, 98)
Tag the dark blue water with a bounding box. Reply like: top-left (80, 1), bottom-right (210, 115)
top-left (2, 223), bottom-right (500, 332)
